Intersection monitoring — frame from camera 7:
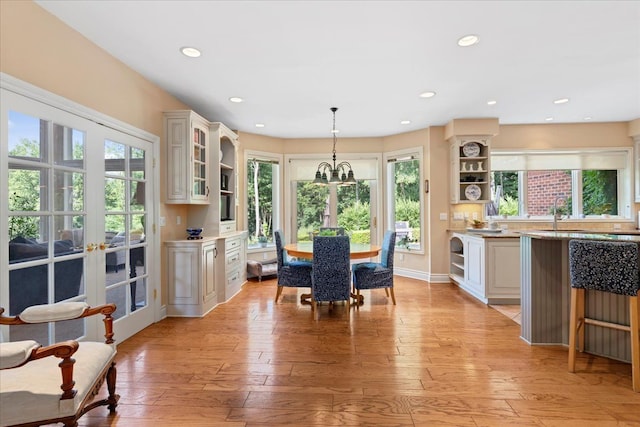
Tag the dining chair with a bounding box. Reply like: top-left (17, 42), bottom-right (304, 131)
top-left (568, 239), bottom-right (639, 392)
top-left (319, 227), bottom-right (345, 236)
top-left (352, 230), bottom-right (397, 306)
top-left (311, 235), bottom-right (351, 320)
top-left (274, 230), bottom-right (313, 303)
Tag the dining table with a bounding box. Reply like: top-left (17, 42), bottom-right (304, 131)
top-left (283, 241), bottom-right (381, 304)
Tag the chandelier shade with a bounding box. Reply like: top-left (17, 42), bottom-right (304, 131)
top-left (312, 107), bottom-right (356, 186)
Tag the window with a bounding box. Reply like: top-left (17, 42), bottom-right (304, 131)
top-left (286, 156), bottom-right (379, 244)
top-left (490, 149), bottom-right (631, 219)
top-left (385, 148), bottom-right (423, 251)
top-left (246, 152), bottom-right (280, 249)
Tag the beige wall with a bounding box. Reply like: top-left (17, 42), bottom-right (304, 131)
top-left (3, 1), bottom-right (640, 294)
top-left (494, 122), bottom-right (632, 149)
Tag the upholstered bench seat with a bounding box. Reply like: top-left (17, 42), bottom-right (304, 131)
top-left (0, 341), bottom-right (116, 426)
top-left (247, 258), bottom-right (278, 281)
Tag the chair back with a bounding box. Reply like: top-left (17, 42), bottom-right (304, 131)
top-left (569, 239), bottom-right (640, 296)
top-left (312, 235), bottom-right (351, 301)
top-left (274, 230), bottom-right (286, 268)
top-left (380, 230), bottom-right (397, 269)
top-left (319, 227), bottom-right (345, 236)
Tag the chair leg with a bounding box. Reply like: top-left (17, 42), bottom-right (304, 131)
top-left (312, 299), bottom-right (318, 320)
top-left (568, 288), bottom-right (581, 373)
top-left (274, 286), bottom-right (283, 303)
top-left (630, 296), bottom-right (639, 392)
top-left (384, 288), bottom-right (389, 297)
top-left (389, 287), bottom-right (396, 305)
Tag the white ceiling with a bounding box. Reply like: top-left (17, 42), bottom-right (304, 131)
top-left (36, 0), bottom-right (640, 139)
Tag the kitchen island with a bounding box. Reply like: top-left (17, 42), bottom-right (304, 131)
top-left (520, 231), bottom-right (638, 362)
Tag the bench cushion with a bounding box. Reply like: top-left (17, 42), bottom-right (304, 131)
top-left (0, 342), bottom-right (116, 426)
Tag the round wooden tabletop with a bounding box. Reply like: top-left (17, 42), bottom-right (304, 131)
top-left (284, 242), bottom-right (381, 260)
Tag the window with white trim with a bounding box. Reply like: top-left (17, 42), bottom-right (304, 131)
top-left (246, 152), bottom-right (280, 249)
top-left (490, 149), bottom-right (632, 219)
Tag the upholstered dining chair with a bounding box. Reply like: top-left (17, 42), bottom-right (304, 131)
top-left (311, 235), bottom-right (351, 320)
top-left (0, 302), bottom-right (119, 426)
top-left (568, 239), bottom-right (640, 392)
top-left (352, 230), bottom-right (397, 306)
top-left (274, 230), bottom-right (313, 303)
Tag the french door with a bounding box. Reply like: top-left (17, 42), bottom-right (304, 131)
top-left (1, 86), bottom-right (156, 344)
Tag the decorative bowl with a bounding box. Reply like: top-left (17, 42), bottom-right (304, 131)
top-left (186, 228), bottom-right (203, 239)
top-left (469, 221), bottom-right (487, 229)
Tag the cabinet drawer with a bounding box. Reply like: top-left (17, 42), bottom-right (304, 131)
top-left (227, 269), bottom-right (242, 286)
top-left (220, 221), bottom-right (236, 235)
top-left (226, 236), bottom-right (241, 252)
top-left (226, 249), bottom-right (241, 269)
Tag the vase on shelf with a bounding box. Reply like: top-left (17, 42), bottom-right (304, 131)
top-left (461, 162), bottom-right (467, 172)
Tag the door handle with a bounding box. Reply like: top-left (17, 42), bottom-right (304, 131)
top-left (86, 243), bottom-right (97, 252)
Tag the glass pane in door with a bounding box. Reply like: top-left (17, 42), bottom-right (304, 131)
top-left (295, 181), bottom-right (329, 241)
top-left (7, 110), bottom-right (86, 344)
top-left (337, 180), bottom-right (372, 243)
top-left (104, 140), bottom-right (148, 321)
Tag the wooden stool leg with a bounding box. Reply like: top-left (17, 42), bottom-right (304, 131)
top-left (630, 296), bottom-right (639, 392)
top-left (577, 289), bottom-right (586, 352)
top-left (568, 288), bottom-right (581, 372)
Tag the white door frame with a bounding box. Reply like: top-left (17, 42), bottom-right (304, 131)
top-left (1, 73), bottom-right (161, 340)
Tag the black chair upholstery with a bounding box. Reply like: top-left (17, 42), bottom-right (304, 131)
top-left (273, 230), bottom-right (312, 303)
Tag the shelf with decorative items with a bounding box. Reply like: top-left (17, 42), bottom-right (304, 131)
top-left (450, 136), bottom-right (492, 204)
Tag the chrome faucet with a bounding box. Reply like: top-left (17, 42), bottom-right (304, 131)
top-left (553, 196), bottom-right (567, 231)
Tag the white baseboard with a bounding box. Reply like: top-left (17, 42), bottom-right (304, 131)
top-left (394, 268), bottom-right (452, 284)
top-left (159, 304), bottom-right (167, 320)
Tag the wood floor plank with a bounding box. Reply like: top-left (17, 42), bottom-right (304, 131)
top-left (86, 277), bottom-right (640, 426)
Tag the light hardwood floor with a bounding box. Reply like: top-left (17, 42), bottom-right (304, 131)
top-left (80, 277), bottom-right (639, 426)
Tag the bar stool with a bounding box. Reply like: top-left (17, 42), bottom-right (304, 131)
top-left (568, 239), bottom-right (640, 392)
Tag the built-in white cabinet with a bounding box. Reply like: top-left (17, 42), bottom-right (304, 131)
top-left (217, 232), bottom-right (247, 302)
top-left (164, 110), bottom-right (210, 204)
top-left (450, 136), bottom-right (491, 204)
top-left (166, 231), bottom-right (248, 317)
top-left (164, 110), bottom-right (246, 317)
top-left (449, 232), bottom-right (520, 304)
top-left (211, 122), bottom-right (239, 235)
top-left (166, 239), bottom-right (218, 317)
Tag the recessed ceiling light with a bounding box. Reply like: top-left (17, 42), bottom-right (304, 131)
top-left (400, 120), bottom-right (411, 125)
top-left (487, 100), bottom-right (497, 106)
top-left (229, 97), bottom-right (243, 103)
top-left (545, 117), bottom-right (554, 121)
top-left (180, 47), bottom-right (201, 58)
top-left (255, 123), bottom-right (265, 128)
top-left (457, 34), bottom-right (479, 47)
top-left (419, 91), bottom-right (436, 98)
top-left (554, 98), bottom-right (570, 104)
top-left (584, 117), bottom-right (593, 121)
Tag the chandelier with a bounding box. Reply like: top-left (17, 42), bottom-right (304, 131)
top-left (312, 107), bottom-right (356, 185)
